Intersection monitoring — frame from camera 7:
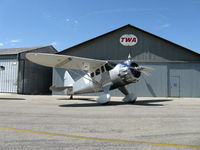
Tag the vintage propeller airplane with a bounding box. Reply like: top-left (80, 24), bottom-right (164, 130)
top-left (0, 66), bottom-right (5, 71)
top-left (26, 53), bottom-right (153, 104)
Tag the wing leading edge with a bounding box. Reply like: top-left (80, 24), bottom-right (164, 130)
top-left (26, 53), bottom-right (107, 72)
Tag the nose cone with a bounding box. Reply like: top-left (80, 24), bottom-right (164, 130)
top-left (130, 68), bottom-right (141, 78)
top-left (129, 61), bottom-right (141, 78)
top-left (122, 60), bottom-right (141, 79)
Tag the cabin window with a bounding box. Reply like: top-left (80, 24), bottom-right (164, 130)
top-left (105, 63), bottom-right (112, 71)
top-left (90, 72), bottom-right (94, 77)
top-left (95, 68), bottom-right (100, 75)
top-left (101, 66), bottom-right (105, 73)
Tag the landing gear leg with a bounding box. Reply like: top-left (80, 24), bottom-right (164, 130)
top-left (118, 86), bottom-right (137, 103)
top-left (70, 95), bottom-right (73, 99)
top-left (96, 83), bottom-right (112, 104)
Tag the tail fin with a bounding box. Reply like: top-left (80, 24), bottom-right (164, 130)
top-left (50, 70), bottom-right (74, 95)
top-left (49, 85), bottom-right (73, 95)
top-left (64, 70), bottom-right (74, 86)
top-left (50, 86), bottom-right (70, 91)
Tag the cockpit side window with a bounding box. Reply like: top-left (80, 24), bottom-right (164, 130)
top-left (90, 72), bottom-right (94, 77)
top-left (105, 63), bottom-right (112, 71)
top-left (101, 66), bottom-right (105, 73)
top-left (95, 68), bottom-right (100, 75)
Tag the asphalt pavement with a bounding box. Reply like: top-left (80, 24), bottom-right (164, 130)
top-left (0, 94), bottom-right (199, 150)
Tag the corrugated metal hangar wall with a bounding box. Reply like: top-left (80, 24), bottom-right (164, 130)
top-left (0, 55), bottom-right (18, 93)
top-left (53, 24), bottom-right (200, 97)
top-left (0, 46), bottom-right (57, 94)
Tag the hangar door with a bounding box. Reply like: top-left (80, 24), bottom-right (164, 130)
top-left (169, 76), bottom-right (180, 97)
top-left (0, 58), bottom-right (18, 93)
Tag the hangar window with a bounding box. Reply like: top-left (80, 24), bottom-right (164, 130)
top-left (90, 72), bottom-right (94, 77)
top-left (95, 68), bottom-right (100, 75)
top-left (101, 66), bottom-right (105, 73)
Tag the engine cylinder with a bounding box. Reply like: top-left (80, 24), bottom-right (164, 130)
top-left (109, 61), bottom-right (140, 86)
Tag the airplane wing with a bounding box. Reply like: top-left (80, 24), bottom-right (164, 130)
top-left (26, 53), bottom-right (107, 72)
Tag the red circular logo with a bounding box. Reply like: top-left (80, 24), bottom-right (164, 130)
top-left (120, 34), bottom-right (138, 46)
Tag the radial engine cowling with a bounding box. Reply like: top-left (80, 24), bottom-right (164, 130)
top-left (109, 60), bottom-right (141, 85)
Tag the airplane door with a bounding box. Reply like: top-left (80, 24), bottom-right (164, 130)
top-left (170, 76), bottom-right (180, 97)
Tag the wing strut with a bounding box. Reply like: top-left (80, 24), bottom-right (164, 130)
top-left (68, 69), bottom-right (101, 86)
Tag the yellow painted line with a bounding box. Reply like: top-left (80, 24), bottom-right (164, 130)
top-left (0, 126), bottom-right (200, 149)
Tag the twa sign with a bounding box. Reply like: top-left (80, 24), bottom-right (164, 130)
top-left (120, 34), bottom-right (138, 46)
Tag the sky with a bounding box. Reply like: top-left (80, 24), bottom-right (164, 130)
top-left (0, 0), bottom-right (200, 53)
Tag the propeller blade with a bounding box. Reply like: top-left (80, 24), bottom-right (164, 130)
top-left (129, 66), bottom-right (154, 76)
top-left (140, 70), bottom-right (150, 76)
top-left (138, 66), bottom-right (154, 71)
top-left (128, 53), bottom-right (132, 60)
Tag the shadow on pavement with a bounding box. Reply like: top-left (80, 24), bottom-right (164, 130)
top-left (57, 98), bottom-right (94, 102)
top-left (0, 98), bottom-right (26, 100)
top-left (135, 99), bottom-right (172, 106)
top-left (59, 99), bottom-right (172, 107)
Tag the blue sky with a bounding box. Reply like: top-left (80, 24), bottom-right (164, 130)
top-left (0, 0), bottom-right (199, 53)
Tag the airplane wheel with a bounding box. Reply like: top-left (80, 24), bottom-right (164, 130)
top-left (100, 101), bottom-right (110, 105)
top-left (96, 94), bottom-right (111, 104)
top-left (123, 93), bottom-right (137, 104)
top-left (127, 100), bottom-right (136, 104)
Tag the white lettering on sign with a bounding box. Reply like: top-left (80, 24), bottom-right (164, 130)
top-left (120, 34), bottom-right (138, 46)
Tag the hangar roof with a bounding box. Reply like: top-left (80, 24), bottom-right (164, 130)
top-left (59, 24), bottom-right (200, 57)
top-left (0, 45), bottom-right (56, 55)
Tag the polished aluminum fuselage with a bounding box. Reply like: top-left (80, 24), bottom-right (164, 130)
top-left (72, 61), bottom-right (140, 94)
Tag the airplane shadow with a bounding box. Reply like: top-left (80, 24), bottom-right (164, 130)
top-left (57, 98), bottom-right (94, 102)
top-left (0, 98), bottom-right (26, 100)
top-left (59, 99), bottom-right (172, 107)
top-left (135, 99), bottom-right (172, 106)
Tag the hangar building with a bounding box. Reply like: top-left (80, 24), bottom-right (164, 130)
top-left (53, 24), bottom-right (200, 97)
top-left (0, 46), bottom-right (57, 94)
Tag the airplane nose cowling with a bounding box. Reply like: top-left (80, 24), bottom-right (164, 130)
top-left (129, 62), bottom-right (141, 78)
top-left (109, 60), bottom-right (141, 86)
top-left (130, 69), bottom-right (141, 78)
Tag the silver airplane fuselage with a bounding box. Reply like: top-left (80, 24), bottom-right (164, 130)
top-left (72, 60), bottom-right (141, 95)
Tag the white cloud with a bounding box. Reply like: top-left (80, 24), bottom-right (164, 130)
top-left (66, 18), bottom-right (70, 22)
top-left (42, 13), bottom-right (56, 20)
top-left (74, 20), bottom-right (78, 24)
top-left (10, 39), bottom-right (22, 43)
top-left (65, 18), bottom-right (79, 24)
top-left (51, 42), bottom-right (57, 46)
top-left (161, 23), bottom-right (171, 28)
top-left (81, 8), bottom-right (154, 19)
top-left (155, 23), bottom-right (171, 31)
top-left (0, 39), bottom-right (23, 47)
